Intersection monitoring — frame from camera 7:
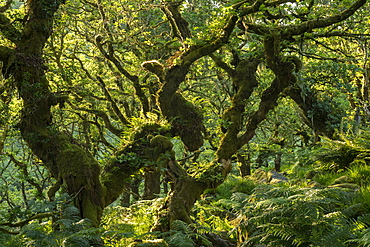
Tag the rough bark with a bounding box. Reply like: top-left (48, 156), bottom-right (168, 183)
top-left (155, 15), bottom-right (238, 151)
top-left (1, 0), bottom-right (109, 227)
top-left (161, 1), bottom-right (191, 41)
top-left (0, 0), bottom-right (365, 234)
top-left (100, 125), bottom-right (172, 205)
top-left (0, 1), bottom-right (172, 227)
top-left (152, 160), bottom-right (207, 232)
top-left (212, 56), bottom-right (261, 160)
top-left (148, 14), bottom-right (239, 231)
top-left (152, 30), bottom-right (300, 232)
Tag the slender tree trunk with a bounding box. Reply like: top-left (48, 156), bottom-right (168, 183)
top-left (143, 171), bottom-right (161, 200)
top-left (274, 153), bottom-right (282, 172)
top-left (237, 153), bottom-right (251, 177)
top-left (131, 176), bottom-right (142, 202)
top-left (120, 182), bottom-right (131, 207)
top-left (120, 193), bottom-right (131, 207)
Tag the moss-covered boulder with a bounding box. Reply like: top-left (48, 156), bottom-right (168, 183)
top-left (329, 183), bottom-right (360, 190)
top-left (268, 170), bottom-right (288, 184)
top-left (250, 169), bottom-right (267, 183)
top-left (305, 170), bottom-right (319, 179)
top-left (332, 175), bottom-right (354, 185)
top-left (128, 239), bottom-right (169, 247)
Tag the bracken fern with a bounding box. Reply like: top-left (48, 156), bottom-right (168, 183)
top-left (232, 185), bottom-right (370, 246)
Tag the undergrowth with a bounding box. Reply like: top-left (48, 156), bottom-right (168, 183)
top-left (227, 184), bottom-right (370, 247)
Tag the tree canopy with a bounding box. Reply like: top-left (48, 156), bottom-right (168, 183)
top-left (0, 0), bottom-right (369, 245)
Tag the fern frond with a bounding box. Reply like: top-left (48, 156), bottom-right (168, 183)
top-left (348, 227), bottom-right (370, 247)
top-left (61, 236), bottom-right (90, 247)
top-left (358, 213), bottom-right (370, 226)
top-left (260, 223), bottom-right (295, 242)
top-left (230, 192), bottom-right (249, 204)
top-left (171, 220), bottom-right (192, 234)
top-left (166, 232), bottom-right (195, 247)
top-left (316, 224), bottom-right (352, 247)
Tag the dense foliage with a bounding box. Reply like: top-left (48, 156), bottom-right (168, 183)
top-left (0, 0), bottom-right (370, 246)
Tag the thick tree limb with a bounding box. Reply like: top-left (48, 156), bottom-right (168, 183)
top-left (183, 15), bottom-right (239, 67)
top-left (234, 0), bottom-right (264, 13)
top-left (0, 212), bottom-right (54, 228)
top-left (247, 0), bottom-right (367, 37)
top-left (159, 15), bottom-right (239, 108)
top-left (209, 53), bottom-right (235, 76)
top-left (211, 54), bottom-right (261, 160)
top-left (236, 35), bottom-right (299, 149)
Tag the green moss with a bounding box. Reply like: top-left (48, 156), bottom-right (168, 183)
top-left (132, 123), bottom-right (168, 141)
top-left (150, 135), bottom-right (173, 150)
top-left (168, 93), bottom-right (204, 151)
top-left (102, 125), bottom-right (175, 205)
top-left (57, 144), bottom-right (100, 179)
top-left (49, 138), bottom-right (106, 226)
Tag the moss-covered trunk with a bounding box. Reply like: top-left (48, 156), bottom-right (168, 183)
top-left (7, 0), bottom-right (108, 226)
top-left (153, 175), bottom-right (206, 232)
top-left (152, 30), bottom-right (302, 231)
top-left (1, 0), bottom-right (148, 227)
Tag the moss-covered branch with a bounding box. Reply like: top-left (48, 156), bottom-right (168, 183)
top-left (72, 107), bottom-right (123, 137)
top-left (161, 1), bottom-right (191, 41)
top-left (284, 0), bottom-right (366, 36)
top-left (247, 0), bottom-right (367, 37)
top-left (95, 35), bottom-right (139, 83)
top-left (236, 35), bottom-right (300, 148)
top-left (0, 212), bottom-right (54, 228)
top-left (155, 15), bottom-right (239, 151)
top-left (182, 15), bottom-right (238, 67)
top-left (212, 54), bottom-right (261, 160)
top-left (101, 124), bottom-right (172, 205)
